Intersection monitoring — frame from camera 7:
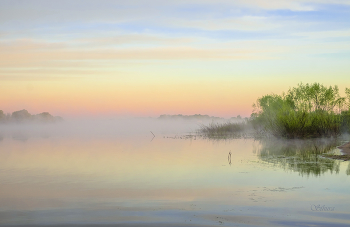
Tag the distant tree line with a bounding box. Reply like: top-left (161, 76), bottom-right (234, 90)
top-left (158, 114), bottom-right (224, 121)
top-left (0, 109), bottom-right (63, 124)
top-left (158, 114), bottom-right (247, 122)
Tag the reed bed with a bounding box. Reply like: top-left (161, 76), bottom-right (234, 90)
top-left (199, 122), bottom-right (244, 137)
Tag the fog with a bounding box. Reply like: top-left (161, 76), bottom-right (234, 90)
top-left (0, 116), bottom-right (232, 141)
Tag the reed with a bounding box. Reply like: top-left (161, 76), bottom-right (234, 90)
top-left (198, 122), bottom-right (246, 138)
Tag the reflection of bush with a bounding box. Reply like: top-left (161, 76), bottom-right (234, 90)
top-left (255, 138), bottom-right (343, 177)
top-left (346, 163), bottom-right (350, 176)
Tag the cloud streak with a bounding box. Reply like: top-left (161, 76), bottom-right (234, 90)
top-left (0, 38), bottom-right (280, 68)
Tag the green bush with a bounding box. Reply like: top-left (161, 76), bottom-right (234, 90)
top-left (252, 83), bottom-right (348, 138)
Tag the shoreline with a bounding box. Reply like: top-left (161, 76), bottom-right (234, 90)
top-left (337, 141), bottom-right (350, 155)
top-left (322, 141), bottom-right (350, 161)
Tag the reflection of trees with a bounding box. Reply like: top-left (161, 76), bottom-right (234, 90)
top-left (346, 162), bottom-right (350, 176)
top-left (12, 132), bottom-right (29, 142)
top-left (228, 151), bottom-right (232, 166)
top-left (255, 138), bottom-right (343, 177)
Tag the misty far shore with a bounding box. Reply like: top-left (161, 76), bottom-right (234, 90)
top-left (158, 114), bottom-right (247, 122)
top-left (1, 82), bottom-right (349, 141)
top-left (0, 109), bottom-right (63, 124)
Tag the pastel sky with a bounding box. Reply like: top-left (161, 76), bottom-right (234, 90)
top-left (1, 0), bottom-right (350, 117)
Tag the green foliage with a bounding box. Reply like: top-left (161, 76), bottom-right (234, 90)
top-left (285, 83), bottom-right (345, 112)
top-left (252, 83), bottom-right (348, 138)
top-left (341, 111), bottom-right (350, 133)
top-left (346, 88), bottom-right (350, 109)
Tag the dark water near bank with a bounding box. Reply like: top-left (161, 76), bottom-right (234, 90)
top-left (0, 125), bottom-right (349, 226)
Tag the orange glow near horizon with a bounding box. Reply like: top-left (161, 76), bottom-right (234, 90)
top-left (0, 79), bottom-right (264, 118)
top-left (2, 76), bottom-right (349, 118)
top-left (1, 1), bottom-right (350, 118)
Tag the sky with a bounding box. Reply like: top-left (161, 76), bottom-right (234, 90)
top-left (1, 0), bottom-right (350, 118)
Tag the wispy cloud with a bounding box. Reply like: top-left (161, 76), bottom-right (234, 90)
top-left (1, 0), bottom-right (350, 27)
top-left (166, 16), bottom-right (280, 31)
top-left (294, 29), bottom-right (350, 39)
top-left (76, 34), bottom-right (194, 47)
top-left (0, 39), bottom-right (66, 51)
top-left (0, 45), bottom-right (268, 68)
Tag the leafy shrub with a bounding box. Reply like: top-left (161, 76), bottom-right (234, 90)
top-left (252, 83), bottom-right (348, 138)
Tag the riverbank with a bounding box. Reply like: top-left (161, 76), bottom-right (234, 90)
top-left (338, 142), bottom-right (350, 155)
top-left (322, 142), bottom-right (350, 161)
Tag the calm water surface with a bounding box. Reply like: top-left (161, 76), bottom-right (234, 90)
top-left (0, 126), bottom-right (349, 226)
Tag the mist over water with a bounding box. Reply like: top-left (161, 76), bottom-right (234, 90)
top-left (2, 0), bottom-right (350, 225)
top-left (0, 117), bottom-right (350, 227)
top-left (0, 117), bottom-right (220, 140)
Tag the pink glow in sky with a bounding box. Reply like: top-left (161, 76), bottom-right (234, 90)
top-left (1, 1), bottom-right (350, 117)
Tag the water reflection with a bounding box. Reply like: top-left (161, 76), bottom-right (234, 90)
top-left (347, 162), bottom-right (350, 175)
top-left (255, 138), bottom-right (344, 176)
top-left (228, 151), bottom-right (232, 166)
top-left (0, 134), bottom-right (349, 226)
top-left (12, 132), bottom-right (29, 142)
